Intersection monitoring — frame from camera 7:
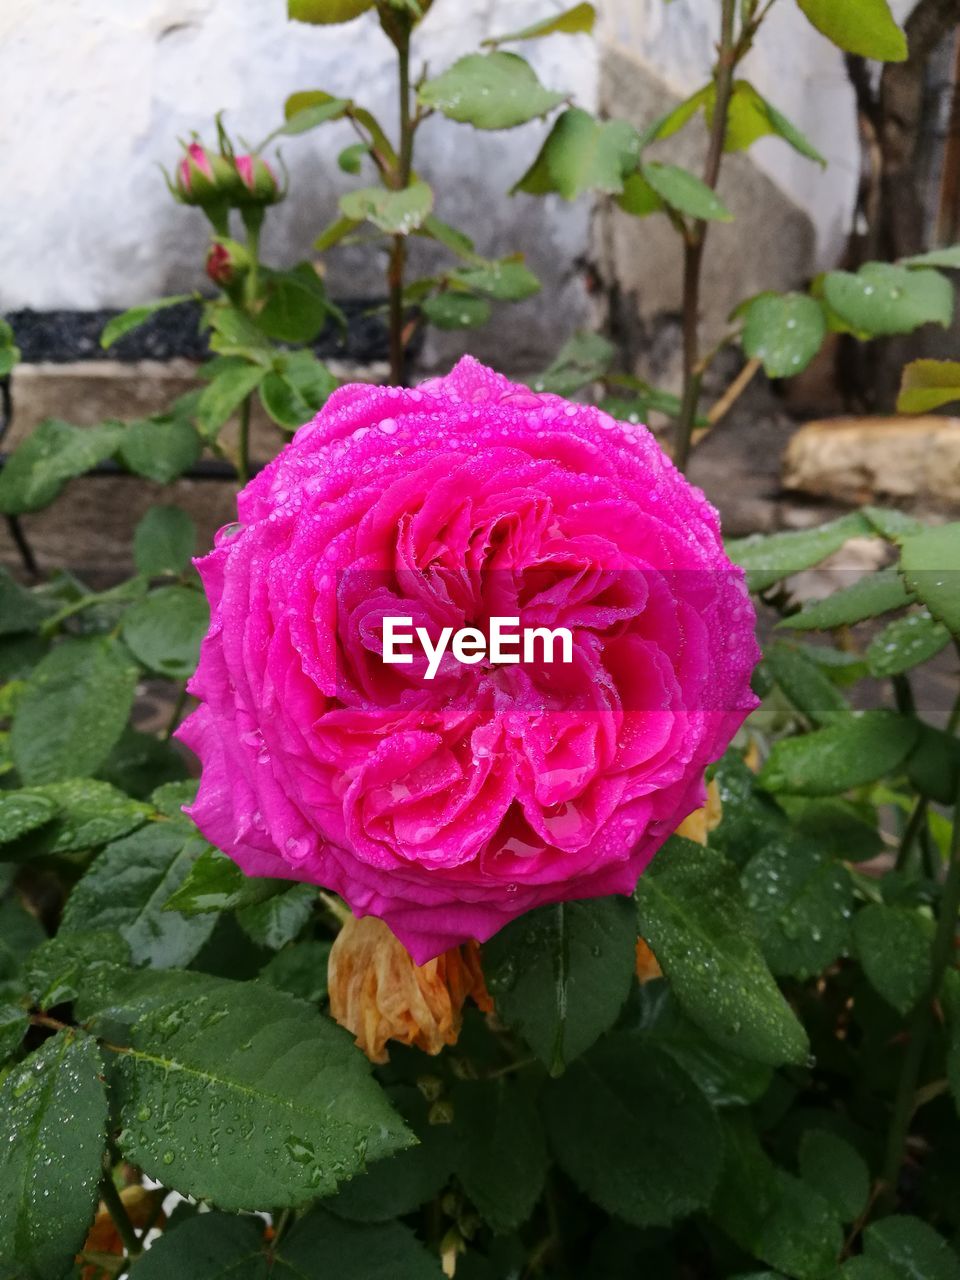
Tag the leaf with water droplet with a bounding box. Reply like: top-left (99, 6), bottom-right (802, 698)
top-left (0, 1030), bottom-right (107, 1279)
top-left (59, 822), bottom-right (216, 968)
top-left (635, 837), bottom-right (809, 1066)
top-left (483, 895), bottom-right (637, 1074)
top-left (83, 968), bottom-right (412, 1210)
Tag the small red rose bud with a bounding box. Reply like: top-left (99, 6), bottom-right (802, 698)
top-left (234, 154), bottom-right (284, 206)
top-left (205, 242), bottom-right (234, 286)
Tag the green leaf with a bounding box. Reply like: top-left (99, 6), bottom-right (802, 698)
top-left (641, 161), bottom-right (733, 221)
top-left (451, 259), bottom-right (540, 301)
top-left (419, 52), bottom-right (563, 130)
top-left (340, 181), bottom-right (434, 235)
top-left (907, 722), bottom-right (960, 805)
top-left (257, 265), bottom-right (330, 343)
top-left (120, 416), bottom-right (202, 484)
top-left (0, 569), bottom-right (55, 637)
top-left (163, 846), bottom-right (294, 915)
top-left (417, 214), bottom-right (477, 259)
top-left (725, 81), bottom-right (826, 164)
top-left (529, 331), bottom-right (615, 395)
top-left (0, 1004), bottom-right (28, 1061)
top-left (630, 982), bottom-right (772, 1106)
top-left (545, 1038), bottom-right (721, 1226)
top-left (236, 883), bottom-right (316, 950)
top-left (259, 939), bottom-right (331, 1005)
top-left (0, 899), bottom-right (45, 983)
top-left (421, 293), bottom-right (492, 330)
top-left (11, 637), bottom-right (138, 785)
top-left (129, 1212), bottom-right (269, 1279)
top-left (0, 791), bottom-right (57, 847)
top-left (122, 586), bottom-right (208, 680)
top-left (133, 1207), bottom-right (444, 1278)
top-left (328, 1085), bottom-right (454, 1222)
top-left (764, 642), bottom-right (849, 727)
top-left (2, 779), bottom-right (150, 859)
top-left (60, 822), bottom-right (217, 968)
top-left (726, 512), bottom-right (873, 592)
top-left (742, 836), bottom-right (854, 980)
top-left (455, 1080), bottom-right (549, 1232)
top-left (760, 710), bottom-right (919, 796)
top-left (100, 295), bottom-right (193, 349)
top-left (0, 1031), bottom-right (107, 1280)
top-left (798, 1129), bottom-right (870, 1222)
top-left (796, 0), bottom-right (907, 61)
top-left (133, 504), bottom-right (196, 577)
top-left (260, 351), bottom-right (338, 431)
top-left (274, 92), bottom-right (350, 137)
top-left (280, 1210), bottom-right (444, 1278)
top-left (85, 969), bottom-right (412, 1209)
top-left (288, 0), bottom-right (373, 22)
top-left (197, 362), bottom-right (266, 437)
top-left (0, 319), bottom-right (21, 379)
top-left (635, 837), bottom-right (809, 1065)
top-left (853, 903), bottom-right (933, 1014)
top-left (898, 522), bottom-right (960, 635)
top-left (867, 610), bottom-right (951, 677)
top-left (616, 170), bottom-right (665, 217)
top-left (0, 419), bottom-right (125, 516)
top-left (824, 264), bottom-right (953, 336)
top-left (483, 896), bottom-right (637, 1074)
top-left (860, 1216), bottom-right (960, 1280)
top-left (898, 358), bottom-right (960, 413)
top-left (778, 569), bottom-right (912, 630)
top-left (513, 108), bottom-right (640, 199)
top-left (205, 310), bottom-right (274, 363)
top-left (484, 3), bottom-right (596, 44)
top-left (741, 292), bottom-right (826, 377)
top-left (338, 141), bottom-right (368, 173)
top-left (712, 1114), bottom-right (844, 1279)
top-left (23, 930), bottom-right (128, 1011)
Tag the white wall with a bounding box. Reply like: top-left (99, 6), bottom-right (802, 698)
top-left (1, 0), bottom-right (888, 345)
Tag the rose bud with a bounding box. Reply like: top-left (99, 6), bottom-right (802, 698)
top-left (328, 914), bottom-right (493, 1064)
top-left (234, 154), bottom-right (284, 206)
top-left (173, 141), bottom-right (238, 207)
top-left (204, 239), bottom-right (250, 288)
top-left (178, 357), bottom-right (759, 963)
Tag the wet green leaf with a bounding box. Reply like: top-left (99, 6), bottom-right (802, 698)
top-left (635, 838), bottom-right (809, 1066)
top-left (419, 53), bottom-right (563, 130)
top-left (60, 823), bottom-right (216, 968)
top-left (11, 637), bottom-right (138, 785)
top-left (0, 1031), bottom-right (107, 1280)
top-left (85, 969), bottom-right (412, 1210)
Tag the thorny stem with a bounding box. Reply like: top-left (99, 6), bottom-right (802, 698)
top-left (878, 773), bottom-right (960, 1213)
top-left (99, 1162), bottom-right (143, 1259)
top-left (673, 0), bottom-right (739, 472)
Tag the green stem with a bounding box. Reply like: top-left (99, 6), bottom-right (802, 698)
top-left (99, 1166), bottom-right (142, 1259)
top-left (164, 681), bottom-right (190, 741)
top-left (879, 775), bottom-right (960, 1211)
top-left (237, 394), bottom-right (252, 489)
top-left (388, 23), bottom-right (413, 385)
top-left (673, 0), bottom-right (738, 472)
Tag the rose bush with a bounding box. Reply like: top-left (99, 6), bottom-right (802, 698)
top-left (180, 357), bottom-right (759, 960)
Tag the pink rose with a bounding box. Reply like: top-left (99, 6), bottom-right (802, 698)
top-left (178, 357), bottom-right (759, 962)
